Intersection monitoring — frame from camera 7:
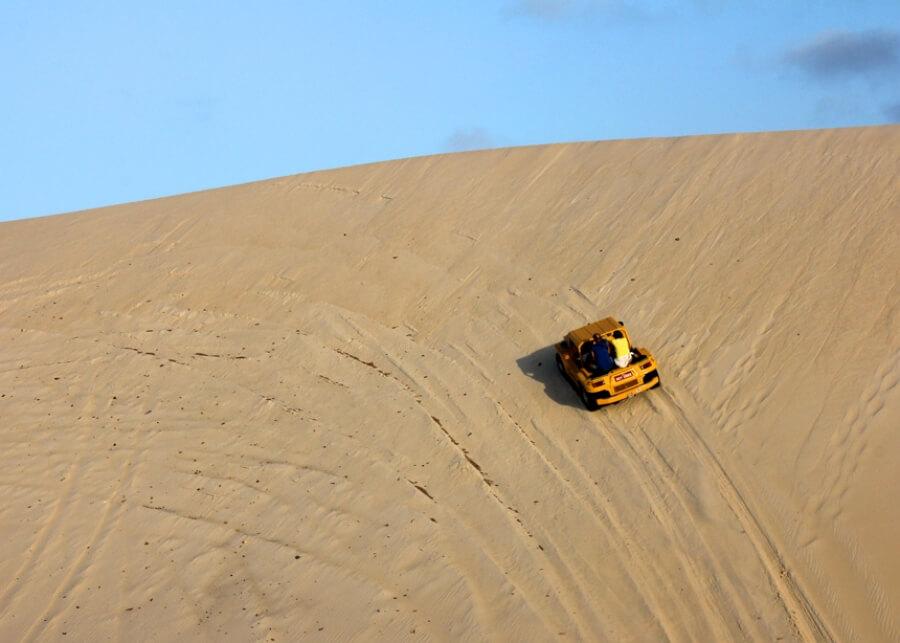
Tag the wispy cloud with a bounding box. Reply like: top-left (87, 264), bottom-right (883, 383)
top-left (503, 0), bottom-right (654, 23)
top-left (509, 0), bottom-right (574, 20)
top-left (814, 95), bottom-right (862, 120)
top-left (504, 0), bottom-right (726, 23)
top-left (783, 29), bottom-right (900, 81)
top-left (445, 128), bottom-right (495, 152)
top-left (779, 29), bottom-right (900, 124)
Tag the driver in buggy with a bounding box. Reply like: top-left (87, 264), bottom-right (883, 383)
top-left (588, 333), bottom-right (615, 374)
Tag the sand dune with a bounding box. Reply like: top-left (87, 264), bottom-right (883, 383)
top-left (1, 126), bottom-right (898, 641)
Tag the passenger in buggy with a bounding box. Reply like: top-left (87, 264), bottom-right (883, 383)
top-left (610, 329), bottom-right (632, 368)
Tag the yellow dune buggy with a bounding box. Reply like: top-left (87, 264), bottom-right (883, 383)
top-left (555, 317), bottom-right (660, 410)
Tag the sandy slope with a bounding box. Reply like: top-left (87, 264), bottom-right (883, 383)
top-left (0, 126), bottom-right (898, 641)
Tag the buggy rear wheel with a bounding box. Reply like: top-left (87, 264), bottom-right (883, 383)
top-left (579, 386), bottom-right (599, 411)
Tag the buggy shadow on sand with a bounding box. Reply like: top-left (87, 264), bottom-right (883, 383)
top-left (516, 345), bottom-right (585, 409)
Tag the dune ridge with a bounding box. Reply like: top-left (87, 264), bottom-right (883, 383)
top-left (1, 125), bottom-right (898, 641)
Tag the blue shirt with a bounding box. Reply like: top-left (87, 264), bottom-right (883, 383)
top-left (592, 342), bottom-right (615, 372)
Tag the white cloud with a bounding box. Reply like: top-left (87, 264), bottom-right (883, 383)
top-left (445, 128), bottom-right (495, 152)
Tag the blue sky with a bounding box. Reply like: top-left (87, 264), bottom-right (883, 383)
top-left (2, 1), bottom-right (899, 221)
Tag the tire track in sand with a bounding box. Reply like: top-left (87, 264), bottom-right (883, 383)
top-left (0, 458), bottom-right (84, 614)
top-left (331, 346), bottom-right (569, 639)
top-left (494, 401), bottom-right (691, 640)
top-left (21, 458), bottom-right (141, 642)
top-left (599, 408), bottom-right (759, 639)
top-left (653, 383), bottom-right (834, 642)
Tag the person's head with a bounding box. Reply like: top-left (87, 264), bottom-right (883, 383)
top-left (613, 330), bottom-right (624, 339)
top-left (592, 333), bottom-right (601, 342)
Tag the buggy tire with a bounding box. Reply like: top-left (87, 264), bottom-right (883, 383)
top-left (580, 386), bottom-right (599, 411)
